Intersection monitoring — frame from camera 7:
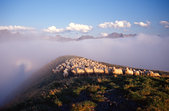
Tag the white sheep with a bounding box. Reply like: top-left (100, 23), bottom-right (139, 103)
top-left (112, 67), bottom-right (123, 75)
top-left (63, 69), bottom-right (69, 77)
top-left (57, 65), bottom-right (64, 70)
top-left (93, 67), bottom-right (104, 74)
top-left (76, 68), bottom-right (85, 74)
top-left (125, 67), bottom-right (133, 75)
top-left (62, 63), bottom-right (66, 67)
top-left (104, 68), bottom-right (109, 74)
top-left (146, 71), bottom-right (160, 77)
top-left (52, 57), bottom-right (162, 78)
top-left (84, 67), bottom-right (93, 74)
top-left (133, 70), bottom-right (140, 76)
top-left (153, 73), bottom-right (160, 77)
top-left (66, 65), bottom-right (71, 70)
top-left (71, 69), bottom-right (77, 75)
top-left (137, 70), bottom-right (141, 75)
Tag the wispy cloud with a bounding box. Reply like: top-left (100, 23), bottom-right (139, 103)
top-left (44, 22), bottom-right (93, 33)
top-left (160, 20), bottom-right (169, 28)
top-left (134, 21), bottom-right (150, 27)
top-left (0, 25), bottom-right (34, 31)
top-left (99, 20), bottom-right (131, 28)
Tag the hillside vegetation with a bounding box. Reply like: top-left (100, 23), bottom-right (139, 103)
top-left (1, 56), bottom-right (169, 111)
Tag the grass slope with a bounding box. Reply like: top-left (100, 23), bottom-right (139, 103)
top-left (1, 56), bottom-right (169, 111)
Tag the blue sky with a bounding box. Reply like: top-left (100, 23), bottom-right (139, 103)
top-left (0, 0), bottom-right (169, 37)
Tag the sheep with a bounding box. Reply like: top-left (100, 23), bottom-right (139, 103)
top-left (137, 70), bottom-right (143, 75)
top-left (71, 64), bottom-right (78, 69)
top-left (76, 68), bottom-right (85, 74)
top-left (112, 67), bottom-right (123, 75)
top-left (52, 69), bottom-right (58, 73)
top-left (52, 57), bottom-right (162, 78)
top-left (99, 69), bottom-right (105, 74)
top-left (61, 63), bottom-right (66, 67)
top-left (153, 73), bottom-right (160, 77)
top-left (104, 68), bottom-right (109, 74)
top-left (84, 67), bottom-right (93, 74)
top-left (146, 71), bottom-right (160, 77)
top-left (57, 65), bottom-right (64, 70)
top-left (93, 67), bottom-right (104, 74)
top-left (65, 61), bottom-right (70, 65)
top-left (66, 65), bottom-right (71, 70)
top-left (63, 69), bottom-right (69, 77)
top-left (71, 69), bottom-right (77, 75)
top-left (125, 67), bottom-right (133, 75)
top-left (133, 70), bottom-right (140, 76)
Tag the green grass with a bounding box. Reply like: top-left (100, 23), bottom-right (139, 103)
top-left (4, 75), bottom-right (169, 111)
top-left (71, 100), bottom-right (97, 111)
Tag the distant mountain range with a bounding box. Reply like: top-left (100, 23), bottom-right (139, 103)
top-left (0, 30), bottom-right (136, 42)
top-left (44, 32), bottom-right (137, 42)
top-left (106, 32), bottom-right (136, 38)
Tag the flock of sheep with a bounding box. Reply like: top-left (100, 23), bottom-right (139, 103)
top-left (52, 57), bottom-right (160, 77)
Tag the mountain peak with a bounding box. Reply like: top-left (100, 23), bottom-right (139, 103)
top-left (105, 32), bottom-right (136, 38)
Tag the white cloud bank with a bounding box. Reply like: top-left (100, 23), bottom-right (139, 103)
top-left (44, 22), bottom-right (93, 33)
top-left (0, 25), bottom-right (34, 31)
top-left (134, 21), bottom-right (150, 27)
top-left (160, 20), bottom-right (169, 28)
top-left (99, 20), bottom-right (131, 28)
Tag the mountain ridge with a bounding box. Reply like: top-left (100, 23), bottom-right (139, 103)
top-left (0, 31), bottom-right (136, 42)
top-left (45, 32), bottom-right (137, 42)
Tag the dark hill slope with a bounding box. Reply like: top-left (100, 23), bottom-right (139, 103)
top-left (8, 56), bottom-right (78, 103)
top-left (1, 56), bottom-right (169, 111)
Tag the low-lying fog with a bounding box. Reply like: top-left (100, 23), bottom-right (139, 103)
top-left (0, 33), bottom-right (169, 106)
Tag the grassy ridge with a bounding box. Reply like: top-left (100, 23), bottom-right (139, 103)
top-left (2, 56), bottom-right (169, 111)
top-left (4, 75), bottom-right (169, 111)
